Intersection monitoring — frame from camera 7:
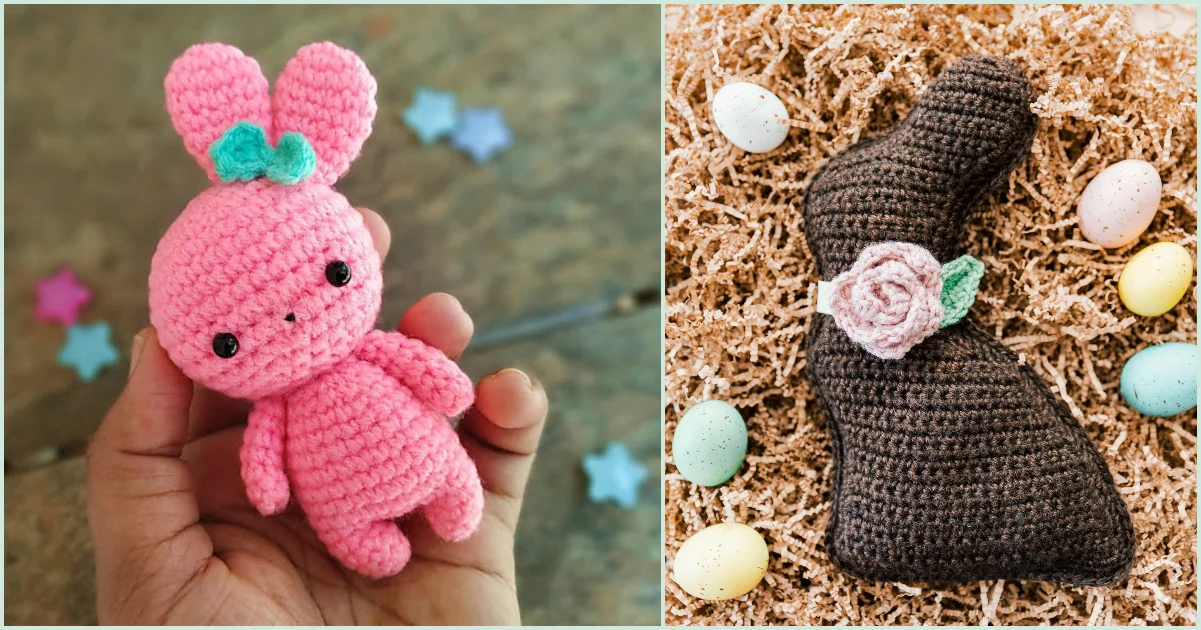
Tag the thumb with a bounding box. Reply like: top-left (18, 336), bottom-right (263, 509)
top-left (94, 327), bottom-right (193, 457)
top-left (86, 328), bottom-right (210, 621)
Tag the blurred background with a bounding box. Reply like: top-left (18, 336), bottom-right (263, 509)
top-left (3, 5), bottom-right (661, 625)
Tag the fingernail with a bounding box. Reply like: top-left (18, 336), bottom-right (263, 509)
top-left (128, 330), bottom-right (148, 378)
top-left (497, 368), bottom-right (536, 391)
top-left (434, 292), bottom-right (465, 314)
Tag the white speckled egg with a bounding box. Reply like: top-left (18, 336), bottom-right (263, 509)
top-left (672, 523), bottom-right (769, 600)
top-left (1077, 159), bottom-right (1162, 248)
top-left (711, 82), bottom-right (790, 153)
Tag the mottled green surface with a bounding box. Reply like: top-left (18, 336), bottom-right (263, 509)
top-left (4, 4), bottom-right (660, 625)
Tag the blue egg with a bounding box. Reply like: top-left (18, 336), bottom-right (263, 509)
top-left (672, 400), bottom-right (748, 487)
top-left (1120, 342), bottom-right (1198, 417)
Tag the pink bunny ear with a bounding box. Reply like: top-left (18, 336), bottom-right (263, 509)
top-left (271, 42), bottom-right (377, 186)
top-left (165, 43), bottom-right (272, 181)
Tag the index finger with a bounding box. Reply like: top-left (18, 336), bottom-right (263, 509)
top-left (398, 293), bottom-right (474, 361)
top-left (357, 207), bottom-right (391, 259)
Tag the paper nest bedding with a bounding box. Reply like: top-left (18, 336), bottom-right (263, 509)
top-left (664, 4), bottom-right (1196, 625)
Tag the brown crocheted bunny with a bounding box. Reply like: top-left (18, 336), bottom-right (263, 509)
top-left (803, 55), bottom-right (1135, 586)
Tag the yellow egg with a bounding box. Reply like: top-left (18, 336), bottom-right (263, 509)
top-left (1118, 242), bottom-right (1194, 317)
top-left (671, 523), bottom-right (768, 600)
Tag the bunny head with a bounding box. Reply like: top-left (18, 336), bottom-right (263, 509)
top-left (149, 43), bottom-right (380, 400)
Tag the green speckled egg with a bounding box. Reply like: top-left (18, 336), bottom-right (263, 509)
top-left (672, 400), bottom-right (748, 486)
top-left (1120, 342), bottom-right (1197, 417)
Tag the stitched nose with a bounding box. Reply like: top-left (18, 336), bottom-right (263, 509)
top-left (284, 312), bottom-right (296, 322)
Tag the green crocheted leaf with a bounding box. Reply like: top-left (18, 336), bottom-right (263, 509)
top-left (267, 131), bottom-right (317, 185)
top-left (939, 255), bottom-right (984, 328)
top-left (209, 121), bottom-right (272, 184)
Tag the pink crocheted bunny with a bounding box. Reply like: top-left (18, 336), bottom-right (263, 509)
top-left (148, 42), bottom-right (483, 578)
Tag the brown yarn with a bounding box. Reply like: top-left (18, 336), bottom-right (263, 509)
top-left (806, 53), bottom-right (1134, 587)
top-left (665, 4), bottom-right (1196, 625)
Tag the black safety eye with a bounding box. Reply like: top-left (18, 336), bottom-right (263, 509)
top-left (212, 333), bottom-right (239, 359)
top-left (325, 260), bottom-right (352, 287)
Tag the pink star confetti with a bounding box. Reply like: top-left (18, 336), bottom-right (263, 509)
top-left (34, 268), bottom-right (91, 326)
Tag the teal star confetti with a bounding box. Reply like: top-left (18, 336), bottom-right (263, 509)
top-left (582, 442), bottom-right (647, 509)
top-left (451, 107), bottom-right (513, 163)
top-left (58, 321), bottom-right (119, 382)
top-left (402, 88), bottom-right (458, 145)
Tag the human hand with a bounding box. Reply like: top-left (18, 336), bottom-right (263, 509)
top-left (86, 209), bottom-right (549, 625)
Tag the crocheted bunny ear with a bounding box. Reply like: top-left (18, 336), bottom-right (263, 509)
top-left (271, 42), bottom-right (378, 186)
top-left (165, 43), bottom-right (272, 182)
top-left (805, 55), bottom-right (1135, 587)
top-left (805, 55), bottom-right (1038, 279)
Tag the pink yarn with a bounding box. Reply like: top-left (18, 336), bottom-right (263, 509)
top-left (827, 242), bottom-right (943, 360)
top-left (272, 43), bottom-right (377, 186)
top-left (243, 343), bottom-right (480, 578)
top-left (149, 42), bottom-right (482, 578)
top-left (164, 43), bottom-right (271, 182)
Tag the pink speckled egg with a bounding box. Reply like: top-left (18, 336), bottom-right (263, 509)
top-left (1077, 159), bottom-right (1162, 248)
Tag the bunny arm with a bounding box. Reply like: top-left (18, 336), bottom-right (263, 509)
top-left (240, 397), bottom-right (290, 515)
top-left (356, 329), bottom-right (475, 417)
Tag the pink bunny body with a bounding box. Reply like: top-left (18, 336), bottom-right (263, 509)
top-left (263, 349), bottom-right (480, 577)
top-left (149, 43), bottom-right (483, 578)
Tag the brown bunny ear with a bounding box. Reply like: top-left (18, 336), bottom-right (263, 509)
top-left (271, 42), bottom-right (378, 186)
top-left (804, 55), bottom-right (1038, 278)
top-left (164, 43), bottom-right (272, 182)
top-left (805, 56), bottom-right (1135, 587)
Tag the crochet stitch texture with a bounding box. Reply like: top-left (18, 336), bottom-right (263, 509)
top-left (803, 55), bottom-right (1135, 585)
top-left (149, 42), bottom-right (483, 578)
top-left (826, 242), bottom-right (944, 360)
top-left (937, 254), bottom-right (985, 328)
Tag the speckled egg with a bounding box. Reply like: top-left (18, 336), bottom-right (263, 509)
top-left (711, 82), bottom-right (790, 153)
top-left (1120, 342), bottom-right (1197, 417)
top-left (1077, 159), bottom-right (1162, 248)
top-left (672, 523), bottom-right (769, 601)
top-left (672, 400), bottom-right (747, 487)
top-left (1117, 242), bottom-right (1193, 317)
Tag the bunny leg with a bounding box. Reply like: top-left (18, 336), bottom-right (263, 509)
top-left (422, 455), bottom-right (484, 542)
top-left (311, 516), bottom-right (412, 579)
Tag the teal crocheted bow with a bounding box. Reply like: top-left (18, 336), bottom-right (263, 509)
top-left (208, 121), bottom-right (316, 185)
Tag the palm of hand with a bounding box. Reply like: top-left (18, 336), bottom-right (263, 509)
top-left (88, 291), bottom-right (545, 626)
top-left (167, 445), bottom-right (521, 625)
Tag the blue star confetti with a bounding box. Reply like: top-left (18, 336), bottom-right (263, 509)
top-left (402, 88), bottom-right (458, 145)
top-left (582, 442), bottom-right (648, 509)
top-left (58, 321), bottom-right (119, 382)
top-left (451, 107), bottom-right (513, 163)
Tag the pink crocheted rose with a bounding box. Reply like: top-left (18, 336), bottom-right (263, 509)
top-left (827, 242), bottom-right (944, 359)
